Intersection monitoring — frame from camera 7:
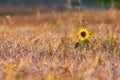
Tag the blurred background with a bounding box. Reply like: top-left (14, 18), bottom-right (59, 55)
top-left (0, 0), bottom-right (120, 15)
top-left (0, 0), bottom-right (120, 8)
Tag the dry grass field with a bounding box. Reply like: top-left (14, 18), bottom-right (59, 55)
top-left (0, 9), bottom-right (120, 80)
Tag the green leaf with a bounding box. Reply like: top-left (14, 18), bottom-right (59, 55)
top-left (75, 42), bottom-right (80, 49)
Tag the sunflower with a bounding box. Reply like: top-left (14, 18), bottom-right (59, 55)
top-left (78, 28), bottom-right (90, 41)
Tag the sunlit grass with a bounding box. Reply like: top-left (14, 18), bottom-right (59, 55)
top-left (0, 9), bottom-right (119, 80)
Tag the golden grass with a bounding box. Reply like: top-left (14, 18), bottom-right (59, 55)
top-left (0, 9), bottom-right (120, 80)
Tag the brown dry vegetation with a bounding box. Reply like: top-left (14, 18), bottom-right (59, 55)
top-left (0, 9), bottom-right (120, 80)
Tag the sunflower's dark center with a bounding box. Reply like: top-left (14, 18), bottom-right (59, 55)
top-left (81, 31), bottom-right (86, 37)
